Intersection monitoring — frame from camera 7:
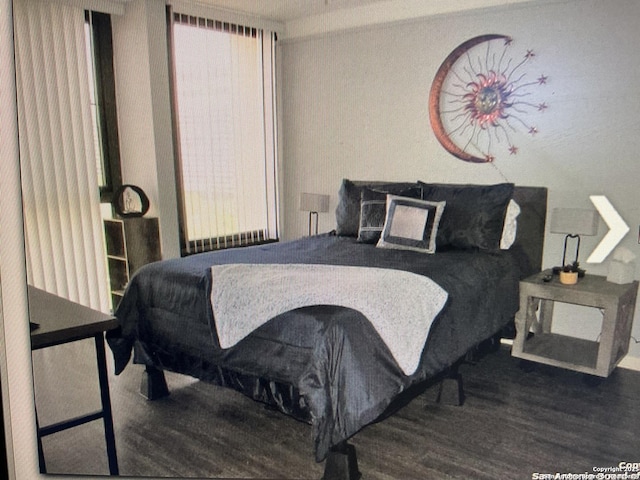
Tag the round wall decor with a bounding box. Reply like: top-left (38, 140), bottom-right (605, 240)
top-left (429, 34), bottom-right (549, 163)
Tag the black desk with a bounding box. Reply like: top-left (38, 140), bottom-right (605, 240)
top-left (29, 286), bottom-right (119, 475)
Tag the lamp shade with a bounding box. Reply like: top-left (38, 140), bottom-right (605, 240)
top-left (299, 193), bottom-right (330, 213)
top-left (550, 208), bottom-right (599, 236)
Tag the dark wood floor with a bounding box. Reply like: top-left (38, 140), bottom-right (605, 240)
top-left (37, 345), bottom-right (640, 479)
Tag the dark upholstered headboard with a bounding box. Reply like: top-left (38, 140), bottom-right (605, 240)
top-left (334, 180), bottom-right (548, 278)
top-left (512, 186), bottom-right (548, 277)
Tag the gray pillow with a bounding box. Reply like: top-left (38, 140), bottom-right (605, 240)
top-left (418, 182), bottom-right (514, 250)
top-left (357, 186), bottom-right (422, 243)
top-left (335, 179), bottom-right (421, 236)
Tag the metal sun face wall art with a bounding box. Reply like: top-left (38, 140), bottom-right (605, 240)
top-left (429, 34), bottom-right (549, 163)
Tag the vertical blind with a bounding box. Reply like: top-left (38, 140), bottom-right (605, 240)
top-left (170, 13), bottom-right (279, 254)
top-left (14, 0), bottom-right (109, 311)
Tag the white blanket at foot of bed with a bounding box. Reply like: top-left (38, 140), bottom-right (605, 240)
top-left (210, 263), bottom-right (448, 376)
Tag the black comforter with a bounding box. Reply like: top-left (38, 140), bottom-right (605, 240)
top-left (107, 233), bottom-right (527, 461)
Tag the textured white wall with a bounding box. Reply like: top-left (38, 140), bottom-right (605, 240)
top-left (112, 0), bottom-right (180, 259)
top-left (279, 0), bottom-right (640, 364)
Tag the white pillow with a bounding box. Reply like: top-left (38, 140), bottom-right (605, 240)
top-left (377, 195), bottom-right (446, 254)
top-left (500, 199), bottom-right (521, 250)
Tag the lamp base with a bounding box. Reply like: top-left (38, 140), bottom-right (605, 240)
top-left (552, 265), bottom-right (586, 278)
top-left (308, 211), bottom-right (319, 236)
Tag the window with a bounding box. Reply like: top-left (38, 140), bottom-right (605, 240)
top-left (85, 10), bottom-right (122, 203)
top-left (169, 13), bottom-right (279, 255)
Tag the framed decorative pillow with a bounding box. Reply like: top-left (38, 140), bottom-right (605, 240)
top-left (335, 179), bottom-right (421, 237)
top-left (418, 182), bottom-right (514, 250)
top-left (357, 186), bottom-right (422, 243)
top-left (376, 195), bottom-right (446, 254)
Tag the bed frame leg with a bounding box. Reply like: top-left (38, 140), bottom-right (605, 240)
top-left (140, 365), bottom-right (170, 400)
top-left (436, 374), bottom-right (464, 406)
top-left (436, 365), bottom-right (465, 406)
top-left (322, 441), bottom-right (360, 480)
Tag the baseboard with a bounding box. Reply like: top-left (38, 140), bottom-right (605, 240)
top-left (618, 355), bottom-right (640, 372)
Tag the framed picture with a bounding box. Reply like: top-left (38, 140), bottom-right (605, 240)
top-left (112, 184), bottom-right (150, 218)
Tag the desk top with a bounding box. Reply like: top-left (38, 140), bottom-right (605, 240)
top-left (29, 286), bottom-right (118, 350)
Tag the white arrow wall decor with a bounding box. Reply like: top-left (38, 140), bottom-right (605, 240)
top-left (586, 195), bottom-right (629, 263)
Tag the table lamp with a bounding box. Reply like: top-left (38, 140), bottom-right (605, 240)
top-left (300, 192), bottom-right (330, 236)
top-left (550, 207), bottom-right (599, 276)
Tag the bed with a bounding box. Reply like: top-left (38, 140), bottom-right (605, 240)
top-left (106, 180), bottom-right (547, 479)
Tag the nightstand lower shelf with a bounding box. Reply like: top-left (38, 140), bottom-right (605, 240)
top-left (517, 333), bottom-right (599, 373)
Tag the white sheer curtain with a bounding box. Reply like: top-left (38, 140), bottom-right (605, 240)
top-left (14, 0), bottom-right (109, 311)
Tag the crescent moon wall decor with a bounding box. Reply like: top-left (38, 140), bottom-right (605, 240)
top-left (429, 34), bottom-right (549, 163)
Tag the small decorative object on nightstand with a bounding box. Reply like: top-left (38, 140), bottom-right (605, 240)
top-left (550, 207), bottom-right (599, 277)
top-left (300, 192), bottom-right (330, 236)
top-left (512, 270), bottom-right (638, 377)
top-left (607, 247), bottom-right (636, 284)
top-left (559, 267), bottom-right (578, 285)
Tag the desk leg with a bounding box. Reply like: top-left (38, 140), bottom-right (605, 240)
top-left (94, 334), bottom-right (119, 476)
top-left (35, 412), bottom-right (46, 473)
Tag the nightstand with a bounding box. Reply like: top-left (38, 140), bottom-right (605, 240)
top-left (512, 269), bottom-right (638, 377)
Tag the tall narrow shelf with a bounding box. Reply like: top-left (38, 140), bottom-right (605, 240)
top-left (104, 217), bottom-right (161, 310)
